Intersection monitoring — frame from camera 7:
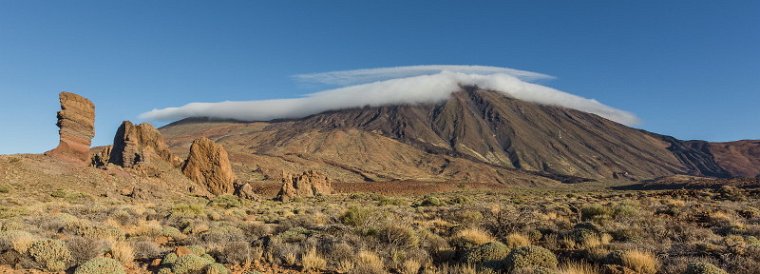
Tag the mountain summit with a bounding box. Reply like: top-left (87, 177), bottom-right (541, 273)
top-left (160, 88), bottom-right (759, 184)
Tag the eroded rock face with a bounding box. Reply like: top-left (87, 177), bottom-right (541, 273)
top-left (276, 171), bottom-right (333, 201)
top-left (46, 92), bottom-right (95, 164)
top-left (182, 137), bottom-right (235, 195)
top-left (108, 121), bottom-right (177, 168)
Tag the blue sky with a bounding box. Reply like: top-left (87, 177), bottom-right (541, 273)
top-left (1, 1), bottom-right (758, 154)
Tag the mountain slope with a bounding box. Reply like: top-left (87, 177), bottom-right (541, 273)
top-left (160, 88), bottom-right (757, 183)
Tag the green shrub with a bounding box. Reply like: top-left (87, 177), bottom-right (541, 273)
top-left (188, 245), bottom-right (207, 256)
top-left (68, 221), bottom-right (124, 240)
top-left (161, 226), bottom-right (187, 241)
top-left (464, 242), bottom-right (510, 269)
top-left (28, 239), bottom-right (73, 272)
top-left (685, 262), bottom-right (728, 274)
top-left (209, 195), bottom-right (242, 209)
top-left (162, 252), bottom-right (179, 266)
top-left (568, 227), bottom-right (598, 243)
top-left (377, 224), bottom-right (418, 249)
top-left (171, 203), bottom-right (206, 218)
top-left (74, 257), bottom-right (125, 274)
top-left (0, 185), bottom-right (9, 193)
top-left (581, 204), bottom-right (611, 221)
top-left (171, 254), bottom-right (213, 274)
top-left (205, 263), bottom-right (229, 274)
top-left (340, 206), bottom-right (373, 227)
top-left (419, 196), bottom-right (442, 206)
top-left (503, 246), bottom-right (558, 272)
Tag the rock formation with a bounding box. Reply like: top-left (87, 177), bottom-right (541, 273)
top-left (182, 137), bottom-right (235, 195)
top-left (108, 121), bottom-right (179, 168)
top-left (45, 92), bottom-right (96, 164)
top-left (90, 146), bottom-right (112, 167)
top-left (235, 182), bottom-right (259, 200)
top-left (276, 171), bottom-right (333, 201)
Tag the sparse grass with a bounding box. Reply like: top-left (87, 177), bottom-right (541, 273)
top-left (301, 248), bottom-right (327, 271)
top-left (506, 233), bottom-right (531, 248)
top-left (0, 185), bottom-right (758, 273)
top-left (452, 228), bottom-right (495, 249)
top-left (353, 250), bottom-right (384, 274)
top-left (558, 261), bottom-right (600, 274)
top-left (621, 250), bottom-right (658, 274)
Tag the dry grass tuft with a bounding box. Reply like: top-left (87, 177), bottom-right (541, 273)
top-left (109, 241), bottom-right (135, 267)
top-left (621, 250), bottom-right (658, 274)
top-left (455, 228), bottom-right (495, 246)
top-left (400, 259), bottom-right (421, 274)
top-left (301, 248), bottom-right (327, 271)
top-left (353, 250), bottom-right (384, 274)
top-left (558, 261), bottom-right (600, 274)
top-left (506, 233), bottom-right (531, 248)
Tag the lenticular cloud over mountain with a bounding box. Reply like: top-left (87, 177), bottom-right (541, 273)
top-left (140, 65), bottom-right (640, 126)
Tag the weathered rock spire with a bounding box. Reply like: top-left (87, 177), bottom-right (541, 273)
top-left (46, 92), bottom-right (95, 164)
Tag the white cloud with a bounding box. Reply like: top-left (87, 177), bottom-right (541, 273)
top-left (140, 66), bottom-right (639, 126)
top-left (293, 65), bottom-right (553, 86)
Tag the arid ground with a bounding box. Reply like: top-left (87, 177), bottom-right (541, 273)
top-left (1, 153), bottom-right (758, 274)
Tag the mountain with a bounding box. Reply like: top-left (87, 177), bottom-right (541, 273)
top-left (159, 87), bottom-right (759, 184)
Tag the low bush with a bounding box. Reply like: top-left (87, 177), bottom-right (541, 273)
top-left (73, 257), bottom-right (125, 274)
top-left (171, 254), bottom-right (213, 274)
top-left (464, 241), bottom-right (510, 269)
top-left (28, 239), bottom-right (73, 272)
top-left (0, 230), bottom-right (36, 253)
top-left (685, 261), bottom-right (728, 274)
top-left (66, 237), bottom-right (103, 265)
top-left (504, 246), bottom-right (558, 272)
top-left (340, 206), bottom-right (374, 227)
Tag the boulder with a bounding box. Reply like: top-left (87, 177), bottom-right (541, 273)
top-left (235, 183), bottom-right (259, 200)
top-left (182, 137), bottom-right (235, 195)
top-left (108, 121), bottom-right (178, 168)
top-left (45, 92), bottom-right (95, 164)
top-left (276, 171), bottom-right (333, 201)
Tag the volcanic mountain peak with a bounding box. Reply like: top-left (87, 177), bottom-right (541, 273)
top-left (159, 88), bottom-right (759, 184)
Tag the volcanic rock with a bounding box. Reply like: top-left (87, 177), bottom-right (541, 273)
top-left (276, 171), bottom-right (333, 201)
top-left (235, 182), bottom-right (259, 200)
top-left (182, 137), bottom-right (235, 195)
top-left (45, 92), bottom-right (95, 164)
top-left (90, 146), bottom-right (112, 167)
top-left (108, 121), bottom-right (178, 168)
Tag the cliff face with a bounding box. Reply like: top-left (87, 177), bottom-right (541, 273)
top-left (45, 92), bottom-right (96, 164)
